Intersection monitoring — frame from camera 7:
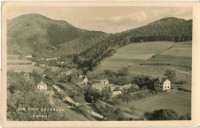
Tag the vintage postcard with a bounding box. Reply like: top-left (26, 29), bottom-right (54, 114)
top-left (1, 1), bottom-right (200, 127)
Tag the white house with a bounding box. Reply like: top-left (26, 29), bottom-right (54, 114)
top-left (161, 79), bottom-right (171, 91)
top-left (83, 77), bottom-right (89, 84)
top-left (154, 77), bottom-right (171, 91)
top-left (78, 76), bottom-right (89, 85)
top-left (37, 81), bottom-right (47, 91)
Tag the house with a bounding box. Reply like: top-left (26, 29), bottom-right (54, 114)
top-left (91, 80), bottom-right (116, 92)
top-left (92, 83), bottom-right (107, 91)
top-left (78, 76), bottom-right (89, 85)
top-left (37, 81), bottom-right (47, 91)
top-left (82, 77), bottom-right (89, 85)
top-left (111, 91), bottom-right (122, 97)
top-left (154, 76), bottom-right (171, 91)
top-left (100, 79), bottom-right (109, 85)
top-left (161, 79), bottom-right (171, 91)
top-left (91, 79), bottom-right (110, 91)
top-left (123, 84), bottom-right (132, 89)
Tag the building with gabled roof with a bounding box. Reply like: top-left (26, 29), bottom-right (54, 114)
top-left (37, 81), bottom-right (47, 91)
top-left (154, 76), bottom-right (171, 91)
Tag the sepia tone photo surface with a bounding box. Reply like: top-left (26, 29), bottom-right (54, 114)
top-left (1, 1), bottom-right (200, 127)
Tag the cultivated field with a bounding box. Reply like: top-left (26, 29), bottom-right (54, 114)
top-left (95, 41), bottom-right (192, 89)
top-left (7, 54), bottom-right (42, 73)
top-left (120, 90), bottom-right (191, 118)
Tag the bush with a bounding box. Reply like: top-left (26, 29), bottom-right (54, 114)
top-left (164, 70), bottom-right (176, 83)
top-left (144, 109), bottom-right (190, 120)
top-left (175, 80), bottom-right (186, 85)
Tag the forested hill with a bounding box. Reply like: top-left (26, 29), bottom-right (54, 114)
top-left (7, 13), bottom-right (106, 54)
top-left (75, 17), bottom-right (192, 71)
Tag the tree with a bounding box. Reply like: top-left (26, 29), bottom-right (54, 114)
top-left (144, 109), bottom-right (180, 120)
top-left (115, 76), bottom-right (129, 86)
top-left (69, 72), bottom-right (78, 84)
top-left (133, 75), bottom-right (154, 89)
top-left (164, 70), bottom-right (176, 83)
top-left (117, 67), bottom-right (129, 76)
top-left (101, 87), bottom-right (111, 102)
top-left (84, 87), bottom-right (101, 103)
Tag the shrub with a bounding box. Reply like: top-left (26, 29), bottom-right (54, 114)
top-left (144, 109), bottom-right (190, 120)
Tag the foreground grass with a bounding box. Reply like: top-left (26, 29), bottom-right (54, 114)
top-left (120, 90), bottom-right (191, 118)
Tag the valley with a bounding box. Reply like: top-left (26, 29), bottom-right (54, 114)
top-left (6, 14), bottom-right (192, 121)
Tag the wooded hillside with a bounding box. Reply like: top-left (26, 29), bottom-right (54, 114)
top-left (76, 17), bottom-right (192, 71)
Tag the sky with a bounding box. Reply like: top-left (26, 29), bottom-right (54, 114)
top-left (7, 6), bottom-right (192, 33)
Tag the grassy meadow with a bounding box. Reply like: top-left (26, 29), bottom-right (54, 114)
top-left (120, 90), bottom-right (191, 118)
top-left (7, 54), bottom-right (42, 73)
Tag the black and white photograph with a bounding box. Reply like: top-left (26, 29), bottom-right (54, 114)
top-left (1, 1), bottom-right (200, 127)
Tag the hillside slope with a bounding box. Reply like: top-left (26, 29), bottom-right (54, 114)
top-left (77, 17), bottom-right (192, 70)
top-left (7, 13), bottom-right (106, 54)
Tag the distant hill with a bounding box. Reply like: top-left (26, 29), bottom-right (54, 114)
top-left (7, 13), bottom-right (106, 54)
top-left (76, 17), bottom-right (192, 70)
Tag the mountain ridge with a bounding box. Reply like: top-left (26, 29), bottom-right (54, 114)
top-left (7, 13), bottom-right (106, 54)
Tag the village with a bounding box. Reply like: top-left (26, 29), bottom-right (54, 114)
top-left (8, 53), bottom-right (189, 121)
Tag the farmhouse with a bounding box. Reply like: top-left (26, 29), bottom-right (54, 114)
top-left (37, 81), bottom-right (47, 91)
top-left (154, 77), bottom-right (171, 91)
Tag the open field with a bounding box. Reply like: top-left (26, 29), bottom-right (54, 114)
top-left (96, 41), bottom-right (176, 72)
top-left (7, 65), bottom-right (42, 73)
top-left (7, 59), bottom-right (32, 65)
top-left (111, 41), bottom-right (175, 60)
top-left (120, 90), bottom-right (191, 118)
top-left (143, 41), bottom-right (191, 69)
top-left (94, 41), bottom-right (192, 89)
top-left (161, 42), bottom-right (192, 57)
top-left (7, 54), bottom-right (42, 73)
